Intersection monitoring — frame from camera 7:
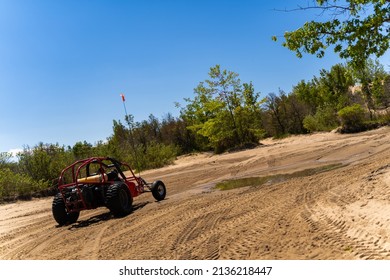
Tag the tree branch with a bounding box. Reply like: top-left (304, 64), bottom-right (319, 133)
top-left (273, 4), bottom-right (352, 14)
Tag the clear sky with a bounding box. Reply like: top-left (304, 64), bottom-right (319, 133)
top-left (1, 0), bottom-right (389, 154)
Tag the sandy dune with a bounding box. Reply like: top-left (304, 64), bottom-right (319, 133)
top-left (1, 127), bottom-right (390, 260)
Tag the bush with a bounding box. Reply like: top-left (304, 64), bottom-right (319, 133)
top-left (303, 106), bottom-right (339, 132)
top-left (303, 115), bottom-right (319, 132)
top-left (126, 142), bottom-right (178, 171)
top-left (0, 168), bottom-right (49, 201)
top-left (337, 104), bottom-right (366, 133)
top-left (17, 143), bottom-right (74, 183)
top-left (144, 142), bottom-right (178, 169)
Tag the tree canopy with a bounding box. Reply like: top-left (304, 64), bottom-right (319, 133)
top-left (178, 65), bottom-right (265, 153)
top-left (274, 0), bottom-right (390, 68)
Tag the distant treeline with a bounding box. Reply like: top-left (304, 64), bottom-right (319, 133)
top-left (1, 60), bottom-right (389, 202)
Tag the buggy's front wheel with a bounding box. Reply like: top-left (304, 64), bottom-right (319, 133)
top-left (151, 180), bottom-right (166, 201)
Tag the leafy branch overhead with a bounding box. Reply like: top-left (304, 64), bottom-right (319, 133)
top-left (273, 0), bottom-right (390, 67)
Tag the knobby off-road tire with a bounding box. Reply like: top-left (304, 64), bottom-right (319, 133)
top-left (106, 183), bottom-right (133, 217)
top-left (52, 193), bottom-right (80, 226)
top-left (151, 180), bottom-right (166, 201)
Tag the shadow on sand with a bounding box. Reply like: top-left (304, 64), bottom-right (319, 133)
top-left (67, 201), bottom-right (149, 229)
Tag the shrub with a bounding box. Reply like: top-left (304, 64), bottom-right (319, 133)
top-left (303, 115), bottom-right (318, 132)
top-left (303, 106), bottom-right (339, 132)
top-left (0, 168), bottom-right (49, 201)
top-left (337, 104), bottom-right (366, 133)
top-left (144, 142), bottom-right (178, 169)
top-left (127, 142), bottom-right (178, 171)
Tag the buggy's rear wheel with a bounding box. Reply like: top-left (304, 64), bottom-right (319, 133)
top-left (106, 183), bottom-right (133, 217)
top-left (151, 180), bottom-right (166, 201)
top-left (52, 193), bottom-right (79, 226)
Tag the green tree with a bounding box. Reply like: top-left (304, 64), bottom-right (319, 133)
top-left (107, 115), bottom-right (179, 170)
top-left (274, 0), bottom-right (390, 68)
top-left (180, 65), bottom-right (264, 152)
top-left (0, 152), bottom-right (12, 168)
top-left (285, 93), bottom-right (311, 133)
top-left (293, 80), bottom-right (322, 114)
top-left (263, 90), bottom-right (310, 136)
top-left (72, 141), bottom-right (93, 160)
top-left (353, 59), bottom-right (388, 108)
top-left (263, 92), bottom-right (288, 136)
top-left (239, 82), bottom-right (266, 141)
top-left (160, 113), bottom-right (197, 154)
top-left (293, 63), bottom-right (354, 113)
top-left (317, 64), bottom-right (354, 109)
top-left (383, 75), bottom-right (390, 106)
top-left (105, 119), bottom-right (134, 163)
top-left (207, 65), bottom-right (243, 144)
top-left (17, 143), bottom-right (73, 184)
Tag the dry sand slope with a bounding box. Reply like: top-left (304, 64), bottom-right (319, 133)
top-left (2, 127), bottom-right (390, 260)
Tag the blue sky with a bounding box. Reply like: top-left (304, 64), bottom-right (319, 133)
top-left (1, 0), bottom-right (389, 154)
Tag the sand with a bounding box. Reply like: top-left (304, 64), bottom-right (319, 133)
top-left (1, 127), bottom-right (390, 260)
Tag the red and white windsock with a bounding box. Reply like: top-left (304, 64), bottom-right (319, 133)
top-left (120, 93), bottom-right (125, 102)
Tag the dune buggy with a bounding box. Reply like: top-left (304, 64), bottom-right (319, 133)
top-left (52, 157), bottom-right (166, 226)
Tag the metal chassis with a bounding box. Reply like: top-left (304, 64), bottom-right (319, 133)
top-left (57, 157), bottom-right (148, 213)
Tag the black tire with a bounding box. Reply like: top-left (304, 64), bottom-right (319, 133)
top-left (52, 193), bottom-right (79, 226)
top-left (151, 180), bottom-right (166, 201)
top-left (106, 183), bottom-right (133, 217)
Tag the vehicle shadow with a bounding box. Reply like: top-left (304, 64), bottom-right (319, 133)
top-left (68, 201), bottom-right (149, 229)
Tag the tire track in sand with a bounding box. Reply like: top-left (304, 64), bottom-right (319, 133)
top-left (300, 164), bottom-right (390, 259)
